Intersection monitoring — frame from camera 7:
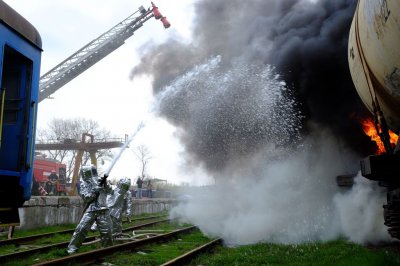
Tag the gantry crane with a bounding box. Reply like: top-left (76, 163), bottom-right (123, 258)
top-left (38, 2), bottom-right (170, 102)
top-left (35, 133), bottom-right (127, 195)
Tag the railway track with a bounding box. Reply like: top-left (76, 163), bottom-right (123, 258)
top-left (0, 215), bottom-right (166, 247)
top-left (32, 226), bottom-right (197, 265)
top-left (31, 227), bottom-right (222, 266)
top-left (0, 219), bottom-right (169, 264)
top-left (1, 219), bottom-right (223, 266)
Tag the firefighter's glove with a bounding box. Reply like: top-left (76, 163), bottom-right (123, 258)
top-left (98, 175), bottom-right (108, 186)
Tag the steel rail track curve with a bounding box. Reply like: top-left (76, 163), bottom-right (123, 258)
top-left (161, 238), bottom-right (223, 266)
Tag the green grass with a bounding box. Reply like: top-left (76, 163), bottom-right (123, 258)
top-left (190, 239), bottom-right (400, 266)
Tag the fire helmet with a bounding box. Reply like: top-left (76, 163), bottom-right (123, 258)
top-left (118, 177), bottom-right (131, 191)
top-left (80, 165), bottom-right (98, 181)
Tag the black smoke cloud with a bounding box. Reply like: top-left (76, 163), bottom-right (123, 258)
top-left (131, 0), bottom-right (375, 172)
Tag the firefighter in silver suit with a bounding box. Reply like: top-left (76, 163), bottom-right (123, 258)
top-left (67, 165), bottom-right (113, 254)
top-left (108, 177), bottom-right (132, 236)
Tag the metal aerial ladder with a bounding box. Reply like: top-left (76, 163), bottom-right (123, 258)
top-left (38, 2), bottom-right (170, 102)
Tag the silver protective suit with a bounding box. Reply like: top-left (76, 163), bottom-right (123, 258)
top-left (108, 177), bottom-right (132, 235)
top-left (67, 166), bottom-right (113, 254)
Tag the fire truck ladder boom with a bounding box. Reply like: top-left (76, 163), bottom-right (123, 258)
top-left (38, 2), bottom-right (169, 102)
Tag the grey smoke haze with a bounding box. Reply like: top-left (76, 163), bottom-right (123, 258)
top-left (130, 0), bottom-right (391, 244)
top-left (170, 131), bottom-right (391, 244)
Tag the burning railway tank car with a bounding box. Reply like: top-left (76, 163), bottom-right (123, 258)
top-left (348, 0), bottom-right (400, 238)
top-left (0, 1), bottom-right (42, 225)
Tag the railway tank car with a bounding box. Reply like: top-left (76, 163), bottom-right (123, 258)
top-left (348, 0), bottom-right (400, 238)
top-left (0, 1), bottom-right (42, 226)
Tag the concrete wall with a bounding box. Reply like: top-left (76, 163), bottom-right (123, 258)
top-left (132, 198), bottom-right (175, 215)
top-left (18, 196), bottom-right (176, 230)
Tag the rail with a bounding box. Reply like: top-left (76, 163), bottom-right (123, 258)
top-left (0, 215), bottom-right (167, 247)
top-left (0, 219), bottom-right (222, 266)
top-left (0, 219), bottom-right (169, 264)
top-left (31, 226), bottom-right (196, 266)
top-left (161, 238), bottom-right (223, 266)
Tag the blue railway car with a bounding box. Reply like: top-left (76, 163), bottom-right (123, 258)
top-left (0, 1), bottom-right (42, 225)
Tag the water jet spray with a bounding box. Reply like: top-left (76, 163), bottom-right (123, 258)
top-left (104, 121), bottom-right (146, 177)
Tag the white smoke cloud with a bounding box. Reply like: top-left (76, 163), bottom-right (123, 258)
top-left (333, 174), bottom-right (391, 243)
top-left (170, 129), bottom-right (392, 245)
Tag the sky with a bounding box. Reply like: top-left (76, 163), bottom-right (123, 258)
top-left (4, 0), bottom-right (211, 185)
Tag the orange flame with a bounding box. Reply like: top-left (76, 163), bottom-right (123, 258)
top-left (361, 118), bottom-right (399, 154)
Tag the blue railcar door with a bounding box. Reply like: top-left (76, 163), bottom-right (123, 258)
top-left (0, 45), bottom-right (33, 172)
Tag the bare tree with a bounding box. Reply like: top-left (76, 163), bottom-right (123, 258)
top-left (36, 118), bottom-right (114, 180)
top-left (133, 145), bottom-right (152, 178)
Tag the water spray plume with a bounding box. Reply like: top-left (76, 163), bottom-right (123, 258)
top-left (151, 56), bottom-right (303, 172)
top-left (104, 121), bottom-right (145, 176)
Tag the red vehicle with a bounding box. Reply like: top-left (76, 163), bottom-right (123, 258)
top-left (33, 157), bottom-right (67, 195)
